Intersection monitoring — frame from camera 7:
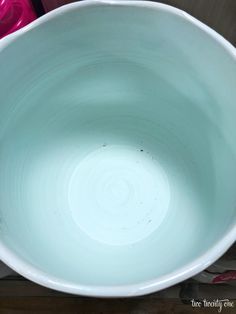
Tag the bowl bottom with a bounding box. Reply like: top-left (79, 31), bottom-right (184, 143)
top-left (69, 144), bottom-right (170, 246)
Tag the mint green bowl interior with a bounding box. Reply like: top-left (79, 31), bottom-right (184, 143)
top-left (0, 1), bottom-right (236, 295)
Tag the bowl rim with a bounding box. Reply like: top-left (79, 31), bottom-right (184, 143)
top-left (0, 0), bottom-right (235, 297)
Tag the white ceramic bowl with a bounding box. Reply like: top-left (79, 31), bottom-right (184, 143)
top-left (0, 0), bottom-right (235, 297)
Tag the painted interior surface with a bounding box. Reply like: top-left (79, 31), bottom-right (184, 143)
top-left (0, 1), bottom-right (236, 290)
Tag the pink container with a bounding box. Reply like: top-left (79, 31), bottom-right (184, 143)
top-left (0, 0), bottom-right (36, 39)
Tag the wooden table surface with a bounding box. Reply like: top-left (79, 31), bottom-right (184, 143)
top-left (1, 0), bottom-right (236, 313)
top-left (0, 276), bottom-right (236, 313)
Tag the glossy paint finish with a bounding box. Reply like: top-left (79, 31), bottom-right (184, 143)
top-left (0, 0), bottom-right (235, 297)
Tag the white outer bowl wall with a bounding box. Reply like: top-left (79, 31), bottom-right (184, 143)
top-left (0, 0), bottom-right (235, 297)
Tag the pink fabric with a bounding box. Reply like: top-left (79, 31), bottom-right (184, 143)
top-left (0, 0), bottom-right (36, 39)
